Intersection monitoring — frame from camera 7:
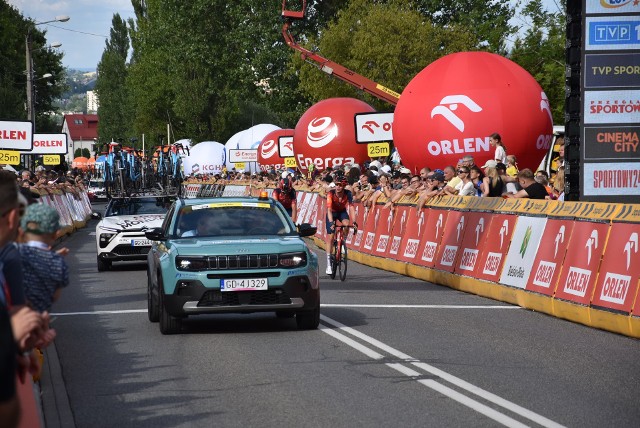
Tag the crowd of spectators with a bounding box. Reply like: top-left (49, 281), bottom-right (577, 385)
top-left (1, 170), bottom-right (70, 427)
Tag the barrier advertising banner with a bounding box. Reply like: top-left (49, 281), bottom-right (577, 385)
top-left (554, 221), bottom-right (611, 305)
top-left (499, 216), bottom-right (548, 289)
top-left (526, 219), bottom-right (575, 295)
top-left (347, 204), bottom-right (367, 249)
top-left (475, 214), bottom-right (518, 282)
top-left (373, 206), bottom-right (395, 256)
top-left (396, 207), bottom-right (428, 263)
top-left (434, 211), bottom-right (468, 272)
top-left (361, 205), bottom-right (382, 254)
top-left (590, 222), bottom-right (640, 313)
top-left (387, 206), bottom-right (411, 257)
top-left (416, 209), bottom-right (449, 268)
top-left (455, 212), bottom-right (494, 276)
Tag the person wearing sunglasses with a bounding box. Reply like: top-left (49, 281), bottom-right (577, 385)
top-left (453, 167), bottom-right (476, 196)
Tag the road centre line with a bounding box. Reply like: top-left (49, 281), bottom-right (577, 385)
top-left (51, 304), bottom-right (519, 317)
top-left (322, 304), bottom-right (521, 309)
top-left (320, 314), bottom-right (565, 428)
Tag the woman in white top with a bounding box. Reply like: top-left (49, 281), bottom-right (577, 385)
top-left (454, 167), bottom-right (476, 196)
top-left (489, 132), bottom-right (507, 164)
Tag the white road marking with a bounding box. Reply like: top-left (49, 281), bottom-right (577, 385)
top-left (51, 304), bottom-right (519, 317)
top-left (389, 363), bottom-right (530, 428)
top-left (320, 314), bottom-right (565, 428)
top-left (322, 304), bottom-right (521, 309)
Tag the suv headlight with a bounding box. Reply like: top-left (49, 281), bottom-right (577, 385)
top-left (99, 233), bottom-right (116, 248)
top-left (176, 256), bottom-right (209, 271)
top-left (279, 252), bottom-right (307, 268)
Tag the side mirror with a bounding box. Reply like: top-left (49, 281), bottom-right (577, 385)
top-left (145, 227), bottom-right (166, 241)
top-left (91, 212), bottom-right (102, 220)
top-left (297, 223), bottom-right (317, 238)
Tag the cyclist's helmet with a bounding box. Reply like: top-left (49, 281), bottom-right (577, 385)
top-left (334, 175), bottom-right (348, 187)
top-left (280, 177), bottom-right (292, 192)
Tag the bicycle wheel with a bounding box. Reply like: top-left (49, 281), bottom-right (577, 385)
top-left (338, 240), bottom-right (348, 281)
top-left (329, 240), bottom-right (338, 280)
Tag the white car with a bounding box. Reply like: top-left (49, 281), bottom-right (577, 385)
top-left (87, 178), bottom-right (107, 201)
top-left (93, 195), bottom-right (173, 271)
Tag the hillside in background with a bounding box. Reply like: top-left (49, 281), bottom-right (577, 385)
top-left (54, 68), bottom-right (97, 114)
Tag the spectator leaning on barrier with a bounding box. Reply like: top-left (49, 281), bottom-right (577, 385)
top-left (504, 168), bottom-right (549, 199)
top-left (441, 165), bottom-right (462, 195)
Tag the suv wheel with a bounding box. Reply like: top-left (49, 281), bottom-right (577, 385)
top-left (296, 303), bottom-right (320, 330)
top-left (159, 287), bottom-right (182, 335)
top-left (97, 257), bottom-right (111, 272)
top-left (147, 273), bottom-right (159, 323)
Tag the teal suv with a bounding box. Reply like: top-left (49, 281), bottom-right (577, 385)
top-left (145, 194), bottom-right (319, 334)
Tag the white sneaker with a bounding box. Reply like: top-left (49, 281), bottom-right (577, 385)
top-left (326, 265), bottom-right (333, 275)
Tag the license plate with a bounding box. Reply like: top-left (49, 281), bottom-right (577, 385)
top-left (131, 239), bottom-right (152, 247)
top-left (220, 278), bottom-right (268, 291)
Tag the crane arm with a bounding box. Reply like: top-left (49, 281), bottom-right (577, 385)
top-left (282, 1), bottom-right (400, 106)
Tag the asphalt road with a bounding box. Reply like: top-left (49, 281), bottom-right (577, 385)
top-left (45, 210), bottom-right (640, 428)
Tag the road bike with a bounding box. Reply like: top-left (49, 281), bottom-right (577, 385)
top-left (329, 222), bottom-right (357, 281)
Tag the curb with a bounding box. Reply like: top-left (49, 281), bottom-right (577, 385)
top-left (40, 342), bottom-right (75, 428)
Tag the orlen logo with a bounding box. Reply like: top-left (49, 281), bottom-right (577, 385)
top-left (307, 117), bottom-right (338, 148)
top-left (430, 95), bottom-right (482, 132)
top-left (260, 139), bottom-right (278, 159)
top-left (601, 0), bottom-right (634, 8)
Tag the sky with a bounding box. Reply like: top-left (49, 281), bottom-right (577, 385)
top-left (8, 0), bottom-right (135, 70)
top-left (7, 0), bottom-right (563, 71)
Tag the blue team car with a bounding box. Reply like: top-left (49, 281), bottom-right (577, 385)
top-left (145, 193), bottom-right (320, 334)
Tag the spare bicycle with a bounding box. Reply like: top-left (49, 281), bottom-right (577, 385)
top-left (329, 222), bottom-right (357, 281)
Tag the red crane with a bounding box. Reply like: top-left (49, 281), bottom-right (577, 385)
top-left (282, 0), bottom-right (400, 106)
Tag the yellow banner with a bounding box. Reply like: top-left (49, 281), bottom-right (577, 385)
top-left (0, 150), bottom-right (21, 165)
top-left (367, 142), bottom-right (390, 157)
top-left (612, 204), bottom-right (640, 223)
top-left (43, 155), bottom-right (60, 165)
top-left (234, 162), bottom-right (246, 170)
top-left (284, 157), bottom-right (297, 168)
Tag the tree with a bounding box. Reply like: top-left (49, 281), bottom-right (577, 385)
top-left (414, 0), bottom-right (516, 54)
top-left (292, 0), bottom-right (477, 110)
top-left (0, 2), bottom-right (67, 131)
top-left (509, 0), bottom-right (566, 124)
top-left (95, 14), bottom-right (133, 145)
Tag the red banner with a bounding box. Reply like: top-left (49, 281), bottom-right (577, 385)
top-left (360, 204), bottom-right (382, 255)
top-left (474, 214), bottom-right (518, 282)
top-left (454, 212), bottom-right (494, 276)
top-left (591, 222), bottom-right (640, 313)
top-left (397, 207), bottom-right (428, 263)
top-left (434, 211), bottom-right (468, 272)
top-left (387, 206), bottom-right (411, 258)
top-left (554, 221), bottom-right (610, 305)
top-left (347, 202), bottom-right (367, 249)
top-left (526, 219), bottom-right (575, 295)
top-left (373, 206), bottom-right (396, 256)
top-left (415, 209), bottom-right (450, 268)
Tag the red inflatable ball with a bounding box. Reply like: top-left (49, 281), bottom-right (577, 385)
top-left (393, 52), bottom-right (553, 173)
top-left (294, 98), bottom-right (374, 175)
top-left (258, 129), bottom-right (294, 172)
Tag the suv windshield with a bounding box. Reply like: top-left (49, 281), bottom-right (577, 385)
top-left (174, 203), bottom-right (292, 238)
top-left (106, 197), bottom-right (172, 217)
top-left (89, 180), bottom-right (104, 188)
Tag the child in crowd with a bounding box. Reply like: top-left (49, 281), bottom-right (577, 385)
top-left (17, 204), bottom-right (69, 313)
top-left (506, 155), bottom-right (519, 178)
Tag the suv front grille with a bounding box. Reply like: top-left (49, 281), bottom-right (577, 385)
top-left (198, 289), bottom-right (292, 307)
top-left (202, 254), bottom-right (279, 270)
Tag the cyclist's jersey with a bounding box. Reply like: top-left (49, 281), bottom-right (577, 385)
top-left (327, 189), bottom-right (353, 213)
top-left (272, 187), bottom-right (297, 210)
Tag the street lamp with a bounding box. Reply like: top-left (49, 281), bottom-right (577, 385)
top-left (25, 15), bottom-right (70, 170)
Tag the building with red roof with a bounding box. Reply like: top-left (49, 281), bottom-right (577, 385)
top-left (61, 113), bottom-right (98, 162)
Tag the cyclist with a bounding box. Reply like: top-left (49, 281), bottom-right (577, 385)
top-left (325, 177), bottom-right (356, 275)
top-left (272, 176), bottom-right (297, 222)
